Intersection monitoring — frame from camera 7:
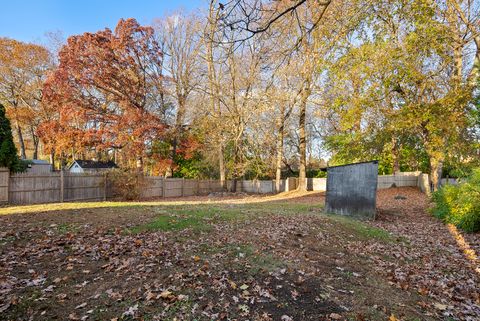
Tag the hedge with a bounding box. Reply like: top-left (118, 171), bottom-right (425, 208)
top-left (431, 169), bottom-right (480, 232)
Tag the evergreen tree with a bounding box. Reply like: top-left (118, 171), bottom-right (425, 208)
top-left (0, 103), bottom-right (22, 171)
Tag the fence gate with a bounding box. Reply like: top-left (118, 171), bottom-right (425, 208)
top-left (0, 168), bottom-right (8, 203)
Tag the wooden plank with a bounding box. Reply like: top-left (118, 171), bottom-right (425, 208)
top-left (0, 168), bottom-right (9, 203)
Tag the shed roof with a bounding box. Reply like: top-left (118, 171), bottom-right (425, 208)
top-left (26, 159), bottom-right (51, 165)
top-left (327, 160), bottom-right (378, 169)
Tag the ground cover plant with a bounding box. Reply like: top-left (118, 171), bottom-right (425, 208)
top-left (0, 187), bottom-right (479, 320)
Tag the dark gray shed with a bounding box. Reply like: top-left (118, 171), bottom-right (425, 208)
top-left (325, 161), bottom-right (378, 220)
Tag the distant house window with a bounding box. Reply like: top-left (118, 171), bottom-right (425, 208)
top-left (75, 165), bottom-right (79, 168)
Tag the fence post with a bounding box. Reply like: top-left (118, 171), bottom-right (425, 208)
top-left (162, 178), bottom-right (166, 198)
top-left (181, 178), bottom-right (185, 197)
top-left (60, 170), bottom-right (64, 203)
top-left (103, 172), bottom-right (107, 201)
top-left (7, 170), bottom-right (10, 204)
top-left (196, 179), bottom-right (199, 195)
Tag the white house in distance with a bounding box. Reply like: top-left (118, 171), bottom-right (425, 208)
top-left (68, 160), bottom-right (118, 173)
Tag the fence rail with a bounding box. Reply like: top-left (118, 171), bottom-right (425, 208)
top-left (1, 171), bottom-right (429, 205)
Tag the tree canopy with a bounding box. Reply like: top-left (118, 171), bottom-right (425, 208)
top-left (0, 0), bottom-right (478, 189)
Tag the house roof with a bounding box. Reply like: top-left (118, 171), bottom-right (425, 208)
top-left (70, 160), bottom-right (118, 169)
top-left (27, 159), bottom-right (51, 165)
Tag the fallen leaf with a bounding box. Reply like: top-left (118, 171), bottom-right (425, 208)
top-left (389, 314), bottom-right (400, 321)
top-left (434, 303), bottom-right (447, 311)
top-left (239, 284), bottom-right (249, 290)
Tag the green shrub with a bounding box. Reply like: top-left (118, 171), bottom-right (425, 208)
top-left (0, 103), bottom-right (24, 172)
top-left (431, 169), bottom-right (480, 232)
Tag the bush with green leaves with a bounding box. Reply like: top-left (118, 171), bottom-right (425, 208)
top-left (431, 169), bottom-right (480, 232)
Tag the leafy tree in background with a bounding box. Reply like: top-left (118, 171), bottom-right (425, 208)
top-left (0, 37), bottom-right (52, 160)
top-left (41, 18), bottom-right (166, 170)
top-left (0, 103), bottom-right (23, 172)
top-left (322, 0), bottom-right (479, 189)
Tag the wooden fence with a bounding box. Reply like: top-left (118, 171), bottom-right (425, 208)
top-left (2, 171), bottom-right (428, 205)
top-left (5, 173), bottom-right (241, 205)
top-left (9, 172), bottom-right (106, 204)
top-left (139, 178), bottom-right (225, 199)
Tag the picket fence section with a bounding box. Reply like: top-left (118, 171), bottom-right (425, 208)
top-left (2, 171), bottom-right (430, 205)
top-left (9, 172), bottom-right (106, 204)
top-left (0, 168), bottom-right (8, 203)
top-left (9, 172), bottom-right (61, 204)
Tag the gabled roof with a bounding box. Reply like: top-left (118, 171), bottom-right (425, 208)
top-left (70, 160), bottom-right (118, 169)
top-left (26, 159), bottom-right (51, 165)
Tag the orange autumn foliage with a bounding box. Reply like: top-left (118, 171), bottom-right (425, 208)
top-left (40, 18), bottom-right (166, 162)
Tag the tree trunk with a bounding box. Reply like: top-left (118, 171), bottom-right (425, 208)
top-left (218, 143), bottom-right (225, 189)
top-left (30, 126), bottom-right (39, 160)
top-left (392, 136), bottom-right (400, 174)
top-left (16, 124), bottom-right (26, 159)
top-left (32, 140), bottom-right (38, 160)
top-left (136, 157), bottom-right (143, 173)
top-left (298, 102), bottom-right (307, 191)
top-left (206, 2), bottom-right (225, 189)
top-left (430, 158), bottom-right (444, 192)
top-left (468, 36), bottom-right (480, 86)
top-left (275, 106), bottom-right (286, 193)
top-left (170, 96), bottom-right (187, 176)
top-left (297, 81), bottom-right (311, 192)
top-left (49, 152), bottom-right (55, 171)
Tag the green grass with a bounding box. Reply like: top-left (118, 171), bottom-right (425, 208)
top-left (0, 235), bottom-right (16, 247)
top-left (197, 242), bottom-right (286, 275)
top-left (56, 223), bottom-right (79, 234)
top-left (128, 201), bottom-right (325, 234)
top-left (327, 214), bottom-right (396, 242)
top-left (249, 251), bottom-right (285, 273)
top-left (132, 215), bottom-right (210, 232)
top-left (127, 201), bottom-right (393, 245)
top-left (129, 206), bottom-right (246, 233)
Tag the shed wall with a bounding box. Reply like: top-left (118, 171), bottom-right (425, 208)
top-left (325, 161), bottom-right (378, 219)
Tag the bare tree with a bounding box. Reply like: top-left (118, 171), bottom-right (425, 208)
top-left (154, 13), bottom-right (203, 175)
top-left (217, 0), bottom-right (332, 44)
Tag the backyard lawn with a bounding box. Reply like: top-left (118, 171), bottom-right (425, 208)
top-left (0, 187), bottom-right (479, 320)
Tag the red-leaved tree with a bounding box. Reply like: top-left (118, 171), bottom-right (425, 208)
top-left (41, 18), bottom-right (166, 169)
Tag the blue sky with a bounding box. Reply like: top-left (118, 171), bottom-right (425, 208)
top-left (0, 0), bottom-right (205, 43)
